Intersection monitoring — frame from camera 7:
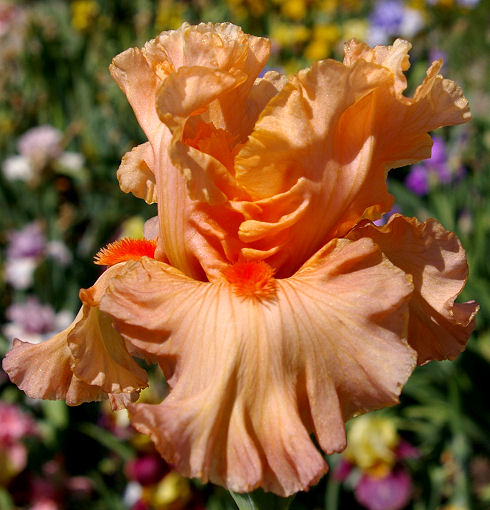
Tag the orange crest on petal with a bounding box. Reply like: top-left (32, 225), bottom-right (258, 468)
top-left (94, 238), bottom-right (157, 266)
top-left (222, 260), bottom-right (275, 299)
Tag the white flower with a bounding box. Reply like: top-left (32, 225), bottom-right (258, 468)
top-left (58, 151), bottom-right (84, 171)
top-left (400, 8), bottom-right (425, 39)
top-left (46, 241), bottom-right (73, 266)
top-left (4, 258), bottom-right (37, 289)
top-left (123, 481), bottom-right (142, 507)
top-left (2, 155), bottom-right (35, 181)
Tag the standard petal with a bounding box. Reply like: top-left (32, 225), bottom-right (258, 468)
top-left (348, 215), bottom-right (479, 364)
top-left (117, 142), bottom-right (157, 204)
top-left (110, 47), bottom-right (161, 138)
top-left (100, 238), bottom-right (415, 496)
top-left (143, 22), bottom-right (270, 135)
top-left (233, 40), bottom-right (470, 277)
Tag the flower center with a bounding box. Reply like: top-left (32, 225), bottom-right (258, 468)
top-left (184, 121), bottom-right (241, 173)
top-left (222, 261), bottom-right (276, 299)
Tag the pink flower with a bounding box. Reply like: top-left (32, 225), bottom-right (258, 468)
top-left (0, 402), bottom-right (37, 445)
top-left (355, 469), bottom-right (413, 510)
top-left (17, 125), bottom-right (62, 165)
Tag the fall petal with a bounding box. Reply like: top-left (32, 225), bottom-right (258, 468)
top-left (117, 142), bottom-right (157, 204)
top-left (348, 215), bottom-right (479, 364)
top-left (2, 264), bottom-right (147, 406)
top-left (2, 325), bottom-right (104, 406)
top-left (100, 238), bottom-right (414, 496)
top-left (68, 304), bottom-right (148, 394)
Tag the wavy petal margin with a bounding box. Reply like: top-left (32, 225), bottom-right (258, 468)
top-left (348, 215), bottom-right (479, 364)
top-left (234, 40), bottom-right (470, 276)
top-left (100, 238), bottom-right (415, 495)
top-left (2, 265), bottom-right (148, 408)
top-left (117, 142), bottom-right (157, 204)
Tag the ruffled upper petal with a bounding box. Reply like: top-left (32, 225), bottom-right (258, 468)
top-left (233, 40), bottom-right (470, 276)
top-left (100, 238), bottom-right (415, 496)
top-left (348, 215), bottom-right (479, 364)
top-left (117, 142), bottom-right (157, 204)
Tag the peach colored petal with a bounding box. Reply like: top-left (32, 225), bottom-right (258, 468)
top-left (156, 66), bottom-right (245, 125)
top-left (343, 38), bottom-right (411, 94)
top-left (112, 23), bottom-right (269, 142)
top-left (2, 327), bottom-right (104, 406)
top-left (100, 238), bottom-right (415, 496)
top-left (232, 41), bottom-right (470, 276)
top-left (117, 142), bottom-right (157, 204)
top-left (238, 70), bottom-right (288, 142)
top-left (2, 264), bottom-right (148, 407)
top-left (143, 22), bottom-right (270, 136)
top-left (110, 48), bottom-right (160, 138)
top-left (152, 125), bottom-right (259, 280)
top-left (68, 304), bottom-right (148, 394)
top-left (348, 215), bottom-right (479, 364)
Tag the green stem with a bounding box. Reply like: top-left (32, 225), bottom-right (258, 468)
top-left (230, 489), bottom-right (295, 510)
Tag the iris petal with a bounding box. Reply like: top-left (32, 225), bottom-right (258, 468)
top-left (100, 238), bottom-right (415, 495)
top-left (348, 215), bottom-right (479, 364)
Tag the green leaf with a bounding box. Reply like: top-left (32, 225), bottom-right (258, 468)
top-left (0, 487), bottom-right (14, 510)
top-left (229, 489), bottom-right (295, 510)
top-left (42, 400), bottom-right (69, 429)
top-left (78, 422), bottom-right (134, 462)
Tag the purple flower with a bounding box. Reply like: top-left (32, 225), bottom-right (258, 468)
top-left (17, 125), bottom-right (62, 164)
top-left (426, 137), bottom-right (452, 184)
top-left (428, 136), bottom-right (446, 166)
top-left (370, 0), bottom-right (404, 34)
top-left (6, 297), bottom-right (56, 335)
top-left (405, 165), bottom-right (429, 195)
top-left (395, 441), bottom-right (420, 460)
top-left (7, 222), bottom-right (46, 259)
top-left (429, 49), bottom-right (447, 72)
top-left (355, 469), bottom-right (412, 510)
top-left (457, 0), bottom-right (480, 7)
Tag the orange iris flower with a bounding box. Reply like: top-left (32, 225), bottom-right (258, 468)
top-left (3, 23), bottom-right (479, 496)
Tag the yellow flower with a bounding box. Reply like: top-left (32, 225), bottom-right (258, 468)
top-left (155, 0), bottom-right (185, 31)
top-left (305, 39), bottom-right (331, 60)
top-left (344, 415), bottom-right (399, 477)
top-left (3, 23), bottom-right (478, 497)
top-left (146, 472), bottom-right (192, 510)
top-left (280, 0), bottom-right (307, 20)
top-left (270, 21), bottom-right (310, 47)
top-left (120, 216), bottom-right (146, 239)
top-left (342, 18), bottom-right (368, 42)
top-left (71, 0), bottom-right (99, 31)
